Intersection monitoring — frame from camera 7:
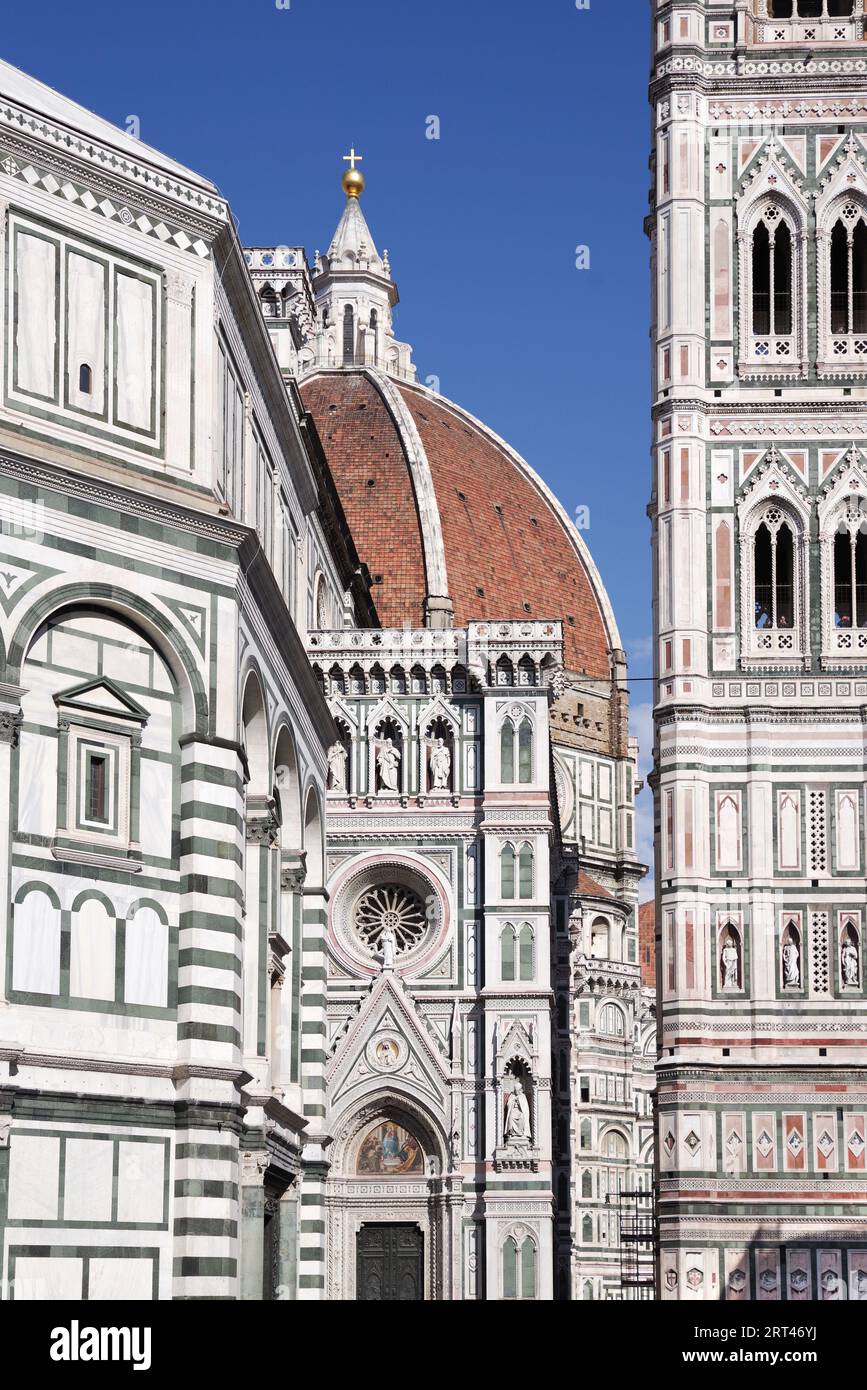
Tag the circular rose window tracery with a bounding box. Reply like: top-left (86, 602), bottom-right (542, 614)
top-left (354, 884), bottom-right (427, 957)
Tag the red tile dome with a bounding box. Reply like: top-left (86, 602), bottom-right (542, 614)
top-left (301, 370), bottom-right (619, 677)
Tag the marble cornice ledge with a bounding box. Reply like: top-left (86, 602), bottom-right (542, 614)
top-left (657, 702), bottom-right (867, 727)
top-left (0, 1044), bottom-right (251, 1087)
top-left (0, 98), bottom-right (228, 240)
top-left (0, 445), bottom-right (248, 546)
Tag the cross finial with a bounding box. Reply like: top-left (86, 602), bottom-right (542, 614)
top-left (343, 147), bottom-right (363, 172)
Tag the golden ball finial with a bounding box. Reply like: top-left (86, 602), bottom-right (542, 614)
top-left (342, 167), bottom-right (365, 200)
top-left (342, 147), bottom-right (364, 199)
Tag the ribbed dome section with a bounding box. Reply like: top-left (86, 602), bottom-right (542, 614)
top-left (301, 370), bottom-right (614, 676)
top-left (302, 373), bottom-right (428, 627)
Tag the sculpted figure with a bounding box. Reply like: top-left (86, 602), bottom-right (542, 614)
top-left (327, 741), bottom-right (348, 792)
top-left (430, 736), bottom-right (451, 790)
top-left (842, 939), bottom-right (860, 988)
top-left (721, 939), bottom-right (739, 990)
top-left (380, 925), bottom-right (396, 971)
top-left (377, 737), bottom-right (400, 792)
top-left (504, 1076), bottom-right (531, 1144)
top-left (782, 940), bottom-right (800, 989)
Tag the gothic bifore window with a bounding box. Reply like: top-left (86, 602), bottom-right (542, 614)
top-left (500, 923), bottom-right (534, 982)
top-left (740, 198), bottom-right (803, 372)
top-left (502, 1231), bottom-right (537, 1300)
top-left (832, 497), bottom-right (867, 630)
top-left (752, 213), bottom-right (792, 339)
top-left (500, 714), bottom-right (534, 784)
top-left (742, 501), bottom-right (805, 662)
top-left (754, 515), bottom-right (794, 629)
top-left (821, 197), bottom-right (867, 371)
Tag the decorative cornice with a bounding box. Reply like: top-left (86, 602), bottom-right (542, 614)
top-left (0, 96), bottom-right (227, 240)
top-left (0, 445), bottom-right (247, 547)
top-left (0, 1045), bottom-right (250, 1086)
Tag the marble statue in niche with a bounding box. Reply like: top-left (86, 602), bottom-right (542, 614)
top-left (842, 934), bottom-right (861, 987)
top-left (376, 737), bottom-right (400, 792)
top-left (327, 741), bottom-right (348, 791)
top-left (782, 933), bottom-right (801, 988)
top-left (720, 928), bottom-right (740, 990)
top-left (504, 1064), bottom-right (532, 1145)
top-left (429, 736), bottom-right (451, 790)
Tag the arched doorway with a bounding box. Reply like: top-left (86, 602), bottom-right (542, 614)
top-left (325, 1097), bottom-right (454, 1300)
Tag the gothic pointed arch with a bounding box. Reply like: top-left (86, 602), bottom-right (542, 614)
top-left (818, 450), bottom-right (867, 662)
top-left (738, 466), bottom-right (811, 665)
top-left (816, 146), bottom-right (867, 374)
top-left (737, 190), bottom-right (807, 375)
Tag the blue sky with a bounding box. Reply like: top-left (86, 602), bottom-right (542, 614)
top-left (4, 0), bottom-right (655, 874)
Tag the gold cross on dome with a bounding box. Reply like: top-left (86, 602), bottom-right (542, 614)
top-left (343, 147), bottom-right (363, 171)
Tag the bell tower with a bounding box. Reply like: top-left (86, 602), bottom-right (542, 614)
top-left (649, 0), bottom-right (867, 1303)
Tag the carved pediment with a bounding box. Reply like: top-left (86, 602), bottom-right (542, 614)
top-left (326, 972), bottom-right (450, 1116)
top-left (496, 1018), bottom-right (537, 1070)
top-left (54, 677), bottom-right (148, 725)
top-left (738, 136), bottom-right (809, 217)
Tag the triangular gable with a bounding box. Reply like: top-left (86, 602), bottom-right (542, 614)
top-left (738, 446), bottom-right (810, 520)
top-left (738, 137), bottom-right (808, 214)
top-left (417, 695), bottom-right (461, 734)
top-left (327, 972), bottom-right (450, 1114)
top-left (366, 695), bottom-right (409, 734)
top-left (818, 446), bottom-right (867, 522)
top-left (817, 132), bottom-right (867, 214)
top-left (53, 677), bottom-right (149, 724)
top-left (327, 695), bottom-right (359, 731)
top-left (497, 1018), bottom-right (537, 1069)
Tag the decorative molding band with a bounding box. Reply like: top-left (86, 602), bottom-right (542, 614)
top-left (51, 844), bottom-right (143, 873)
top-left (0, 147), bottom-right (212, 259)
top-left (0, 1045), bottom-right (249, 1086)
top-left (0, 97), bottom-right (228, 232)
top-left (0, 447), bottom-right (249, 547)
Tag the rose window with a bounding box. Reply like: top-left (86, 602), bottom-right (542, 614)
top-left (354, 884), bottom-right (427, 956)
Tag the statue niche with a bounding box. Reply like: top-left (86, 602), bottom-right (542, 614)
top-left (719, 924), bottom-right (742, 991)
top-left (841, 923), bottom-right (861, 988)
top-left (503, 1060), bottom-right (533, 1148)
top-left (424, 716), bottom-right (454, 794)
top-left (375, 719), bottom-right (403, 794)
top-left (327, 723), bottom-right (351, 793)
top-left (781, 921), bottom-right (802, 990)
